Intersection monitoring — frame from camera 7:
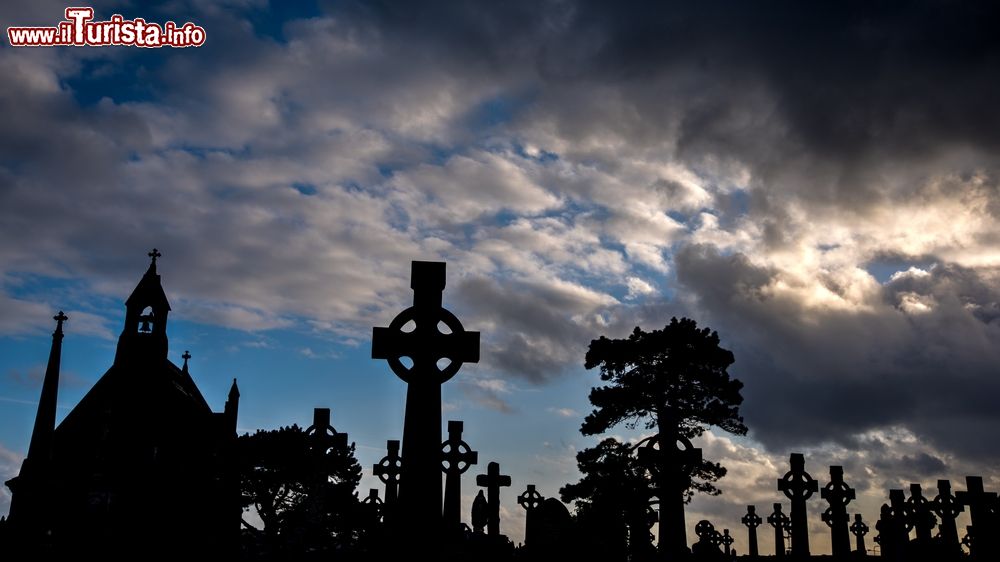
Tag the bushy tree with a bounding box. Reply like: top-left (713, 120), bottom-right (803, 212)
top-left (238, 424), bottom-right (365, 557)
top-left (560, 438), bottom-right (657, 561)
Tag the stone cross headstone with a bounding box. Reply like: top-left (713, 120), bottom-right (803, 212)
top-left (721, 528), bottom-right (734, 556)
top-left (363, 488), bottom-right (383, 522)
top-left (820, 465), bottom-right (855, 558)
top-left (693, 520), bottom-right (721, 557)
top-left (777, 453), bottom-right (818, 558)
top-left (304, 407), bottom-right (348, 486)
top-left (476, 461), bottom-right (511, 537)
top-left (373, 439), bottom-right (402, 519)
top-left (741, 505), bottom-right (762, 557)
top-left (305, 408), bottom-right (348, 452)
top-left (879, 489), bottom-right (910, 562)
top-left (932, 479), bottom-right (964, 557)
top-left (372, 261), bottom-right (480, 543)
top-left (849, 513), bottom-right (869, 556)
top-left (956, 476), bottom-right (997, 560)
top-left (638, 428), bottom-right (702, 558)
top-left (768, 503), bottom-right (790, 558)
top-left (517, 484), bottom-right (544, 547)
top-left (905, 483), bottom-right (936, 548)
top-left (441, 420), bottom-right (478, 530)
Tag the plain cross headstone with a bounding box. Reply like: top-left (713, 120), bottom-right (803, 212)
top-left (441, 420), bottom-right (478, 530)
top-left (372, 261), bottom-right (480, 543)
top-left (820, 465), bottom-right (855, 558)
top-left (767, 503), bottom-right (790, 558)
top-left (778, 453), bottom-right (818, 558)
top-left (476, 461), bottom-right (511, 537)
top-left (956, 476), bottom-right (997, 559)
top-left (932, 479), bottom-right (964, 557)
top-left (905, 483), bottom-right (936, 549)
top-left (741, 505), bottom-right (762, 557)
top-left (517, 484), bottom-right (544, 547)
top-left (849, 513), bottom-right (869, 556)
top-left (373, 439), bottom-right (402, 522)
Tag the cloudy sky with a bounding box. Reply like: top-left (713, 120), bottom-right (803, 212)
top-left (2, 0), bottom-right (999, 552)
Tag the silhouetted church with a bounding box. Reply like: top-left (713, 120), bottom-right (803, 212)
top-left (3, 251), bottom-right (241, 557)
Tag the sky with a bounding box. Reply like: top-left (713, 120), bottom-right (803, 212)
top-left (2, 0), bottom-right (999, 553)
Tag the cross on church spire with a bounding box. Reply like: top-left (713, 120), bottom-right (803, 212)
top-left (182, 350), bottom-right (191, 371)
top-left (53, 311), bottom-right (68, 334)
top-left (148, 248), bottom-right (162, 265)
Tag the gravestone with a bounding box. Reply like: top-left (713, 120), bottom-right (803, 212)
top-left (693, 520), bottom-right (721, 558)
top-left (372, 261), bottom-right (480, 544)
top-left (373, 439), bottom-right (402, 522)
top-left (880, 489), bottom-right (910, 562)
top-left (721, 529), bottom-right (734, 557)
top-left (777, 453), bottom-right (818, 558)
top-left (957, 476), bottom-right (997, 560)
top-left (476, 461), bottom-right (511, 537)
top-left (638, 425), bottom-right (702, 558)
top-left (304, 408), bottom-right (348, 487)
top-left (849, 513), bottom-right (868, 556)
top-left (905, 483), bottom-right (936, 549)
top-left (532, 498), bottom-right (574, 556)
top-left (767, 503), bottom-right (790, 558)
top-left (363, 489), bottom-right (383, 522)
top-left (441, 420), bottom-right (478, 530)
top-left (517, 484), bottom-right (544, 547)
top-left (305, 408), bottom-right (348, 452)
top-left (932, 479), bottom-right (964, 557)
top-left (820, 465), bottom-right (855, 558)
top-left (741, 505), bottom-right (762, 557)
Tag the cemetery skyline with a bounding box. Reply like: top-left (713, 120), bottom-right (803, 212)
top-left (2, 0), bottom-right (999, 554)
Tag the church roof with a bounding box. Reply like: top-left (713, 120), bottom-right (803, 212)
top-left (55, 357), bottom-right (213, 438)
top-left (124, 261), bottom-right (171, 312)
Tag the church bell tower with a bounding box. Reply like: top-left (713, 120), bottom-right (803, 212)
top-left (115, 248), bottom-right (171, 365)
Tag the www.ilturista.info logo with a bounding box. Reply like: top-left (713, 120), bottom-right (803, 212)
top-left (7, 7), bottom-right (206, 47)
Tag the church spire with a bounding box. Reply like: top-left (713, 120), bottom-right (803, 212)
top-left (225, 378), bottom-right (240, 434)
top-left (26, 312), bottom-right (67, 465)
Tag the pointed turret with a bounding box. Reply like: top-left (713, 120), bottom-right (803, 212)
top-left (224, 378), bottom-right (240, 433)
top-left (115, 249), bottom-right (171, 364)
top-left (26, 311), bottom-right (67, 465)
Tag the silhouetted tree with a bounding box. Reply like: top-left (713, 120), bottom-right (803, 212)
top-left (238, 424), bottom-right (364, 558)
top-left (568, 318), bottom-right (747, 557)
top-left (560, 437), bottom-right (657, 561)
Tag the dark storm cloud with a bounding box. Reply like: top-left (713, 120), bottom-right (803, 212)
top-left (674, 244), bottom-right (1000, 461)
top-left (2, 0), bottom-right (1000, 472)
